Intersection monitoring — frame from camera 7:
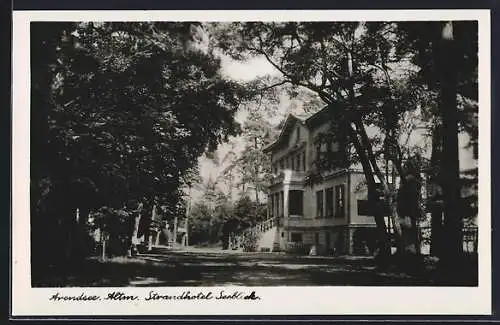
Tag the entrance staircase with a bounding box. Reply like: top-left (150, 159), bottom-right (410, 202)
top-left (237, 217), bottom-right (278, 252)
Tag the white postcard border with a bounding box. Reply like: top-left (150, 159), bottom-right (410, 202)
top-left (11, 9), bottom-right (492, 316)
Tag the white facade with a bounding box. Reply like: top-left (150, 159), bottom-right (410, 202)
top-left (264, 109), bottom-right (378, 255)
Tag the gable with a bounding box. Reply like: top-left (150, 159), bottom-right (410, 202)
top-left (263, 104), bottom-right (337, 154)
top-left (263, 114), bottom-right (305, 153)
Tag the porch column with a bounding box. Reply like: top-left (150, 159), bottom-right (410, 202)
top-left (275, 193), bottom-right (279, 219)
top-left (283, 188), bottom-right (289, 219)
top-left (323, 189), bottom-right (327, 218)
top-left (283, 170), bottom-right (292, 219)
top-left (267, 193), bottom-right (271, 219)
top-left (271, 193), bottom-right (274, 218)
top-left (273, 196), bottom-right (281, 252)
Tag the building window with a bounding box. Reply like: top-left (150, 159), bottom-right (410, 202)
top-left (281, 232), bottom-right (284, 238)
top-left (296, 127), bottom-right (300, 142)
top-left (315, 232), bottom-right (320, 245)
top-left (316, 190), bottom-right (324, 218)
top-left (291, 156), bottom-right (295, 170)
top-left (316, 144), bottom-right (321, 161)
top-left (335, 184), bottom-right (346, 218)
top-left (296, 154), bottom-right (301, 171)
top-left (289, 190), bottom-right (304, 216)
top-left (273, 163), bottom-right (278, 174)
top-left (302, 152), bottom-right (306, 171)
top-left (279, 159), bottom-right (284, 170)
top-left (291, 232), bottom-right (303, 243)
top-left (325, 187), bottom-right (334, 217)
top-left (280, 191), bottom-right (284, 217)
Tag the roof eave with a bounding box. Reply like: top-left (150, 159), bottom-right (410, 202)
top-left (263, 114), bottom-right (302, 154)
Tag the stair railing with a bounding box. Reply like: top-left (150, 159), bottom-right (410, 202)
top-left (239, 216), bottom-right (276, 240)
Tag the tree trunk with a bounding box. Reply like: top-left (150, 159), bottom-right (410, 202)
top-left (254, 137), bottom-right (260, 204)
top-left (184, 218), bottom-right (189, 246)
top-left (101, 231), bottom-right (107, 260)
top-left (430, 206), bottom-right (443, 256)
top-left (345, 51), bottom-right (392, 258)
top-left (147, 204), bottom-right (156, 251)
top-left (229, 174), bottom-right (234, 202)
top-left (185, 185), bottom-right (192, 247)
top-left (438, 21), bottom-right (463, 263)
top-left (356, 118), bottom-right (405, 250)
top-left (173, 216), bottom-right (178, 247)
top-left (155, 228), bottom-right (161, 246)
top-left (348, 123), bottom-right (391, 259)
top-left (147, 234), bottom-right (153, 251)
top-left (430, 122), bottom-right (444, 256)
top-left (355, 115), bottom-right (408, 256)
top-left (129, 202), bottom-right (143, 256)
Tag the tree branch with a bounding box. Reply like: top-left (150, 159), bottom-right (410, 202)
top-left (256, 80), bottom-right (288, 93)
top-left (248, 45), bottom-right (335, 104)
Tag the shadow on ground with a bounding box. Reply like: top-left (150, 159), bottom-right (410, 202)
top-left (32, 250), bottom-right (478, 287)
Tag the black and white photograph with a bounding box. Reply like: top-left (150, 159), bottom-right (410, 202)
top-left (12, 9), bottom-right (491, 316)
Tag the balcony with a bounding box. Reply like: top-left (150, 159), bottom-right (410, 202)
top-left (270, 169), bottom-right (308, 185)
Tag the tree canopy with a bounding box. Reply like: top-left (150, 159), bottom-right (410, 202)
top-left (213, 21), bottom-right (478, 259)
top-left (31, 22), bottom-right (251, 263)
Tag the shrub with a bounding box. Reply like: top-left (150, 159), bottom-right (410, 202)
top-left (241, 229), bottom-right (260, 252)
top-left (93, 207), bottom-right (133, 257)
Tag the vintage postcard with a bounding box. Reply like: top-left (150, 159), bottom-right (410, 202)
top-left (11, 9), bottom-right (491, 316)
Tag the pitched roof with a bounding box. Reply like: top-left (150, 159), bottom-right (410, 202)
top-left (263, 105), bottom-right (331, 153)
top-left (262, 114), bottom-right (305, 153)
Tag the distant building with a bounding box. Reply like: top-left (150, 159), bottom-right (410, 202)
top-left (263, 106), bottom-right (384, 255)
top-left (263, 105), bottom-right (477, 255)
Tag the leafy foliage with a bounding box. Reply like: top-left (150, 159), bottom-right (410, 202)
top-left (241, 229), bottom-right (260, 252)
top-left (31, 22), bottom-right (249, 262)
top-left (214, 21), bottom-right (478, 259)
top-left (225, 111), bottom-right (279, 202)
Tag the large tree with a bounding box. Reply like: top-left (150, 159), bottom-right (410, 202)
top-left (214, 21), bottom-right (478, 263)
top-left (223, 110), bottom-right (279, 203)
top-left (31, 22), bottom-right (248, 266)
top-left (215, 22), bottom-right (429, 259)
top-left (395, 21), bottom-right (478, 261)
